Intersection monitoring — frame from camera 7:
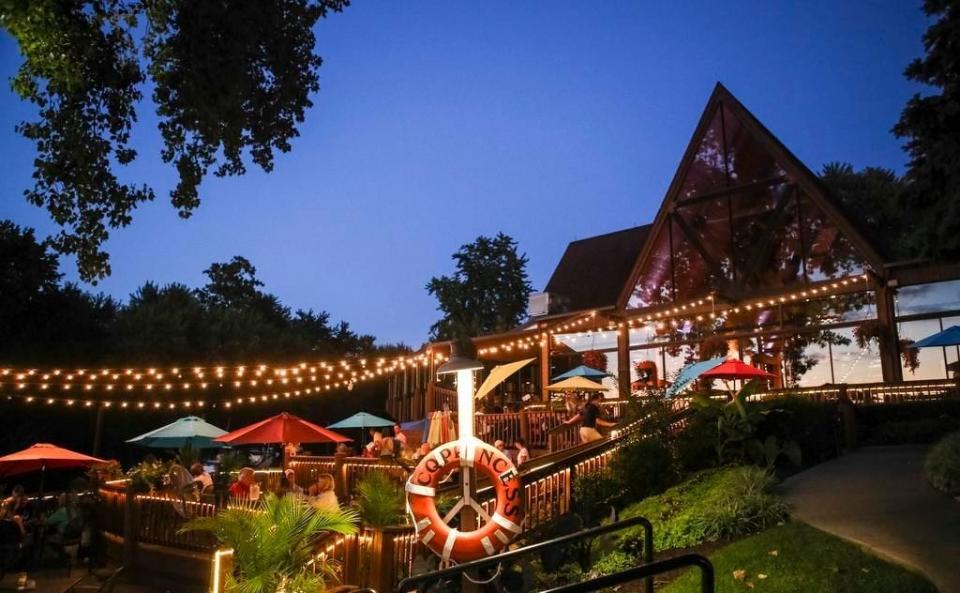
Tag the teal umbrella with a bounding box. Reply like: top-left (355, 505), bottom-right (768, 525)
top-left (127, 416), bottom-right (227, 449)
top-left (327, 412), bottom-right (395, 430)
top-left (665, 357), bottom-right (726, 398)
top-left (328, 412), bottom-right (395, 449)
top-left (552, 365), bottom-right (612, 382)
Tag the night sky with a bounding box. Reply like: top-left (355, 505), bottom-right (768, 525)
top-left (0, 1), bottom-right (930, 347)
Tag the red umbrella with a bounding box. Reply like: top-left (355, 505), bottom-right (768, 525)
top-left (215, 412), bottom-right (352, 445)
top-left (699, 359), bottom-right (775, 381)
top-left (0, 443), bottom-right (105, 479)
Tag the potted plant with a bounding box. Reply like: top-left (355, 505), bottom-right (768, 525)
top-left (353, 471), bottom-right (409, 593)
top-left (183, 493), bottom-right (358, 593)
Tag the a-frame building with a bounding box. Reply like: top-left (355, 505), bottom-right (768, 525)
top-left (386, 84), bottom-right (960, 421)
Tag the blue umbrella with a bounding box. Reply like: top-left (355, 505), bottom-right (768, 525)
top-left (552, 365), bottom-right (612, 382)
top-left (913, 325), bottom-right (960, 348)
top-left (664, 357), bottom-right (727, 399)
top-left (126, 416), bottom-right (227, 449)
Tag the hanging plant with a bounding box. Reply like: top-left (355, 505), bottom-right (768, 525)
top-left (699, 335), bottom-right (729, 360)
top-left (900, 339), bottom-right (921, 374)
top-left (853, 320), bottom-right (882, 349)
top-left (580, 350), bottom-right (608, 372)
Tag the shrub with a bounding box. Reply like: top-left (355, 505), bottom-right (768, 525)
top-left (588, 550), bottom-right (638, 577)
top-left (858, 400), bottom-right (960, 445)
top-left (757, 396), bottom-right (839, 467)
top-left (616, 466), bottom-right (788, 553)
top-left (127, 458), bottom-right (171, 493)
top-left (867, 417), bottom-right (959, 445)
top-left (355, 470), bottom-right (406, 527)
top-left (573, 470), bottom-right (621, 525)
top-left (925, 431), bottom-right (960, 496)
top-left (609, 436), bottom-right (677, 504)
top-left (674, 414), bottom-right (719, 473)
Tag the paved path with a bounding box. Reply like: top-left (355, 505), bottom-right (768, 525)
top-left (782, 445), bottom-right (960, 593)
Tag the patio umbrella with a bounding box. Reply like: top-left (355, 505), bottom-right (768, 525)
top-left (126, 416), bottom-right (227, 449)
top-left (552, 364), bottom-right (612, 382)
top-left (546, 376), bottom-right (607, 391)
top-left (665, 357), bottom-right (728, 398)
top-left (0, 443), bottom-right (106, 498)
top-left (475, 358), bottom-right (536, 400)
top-left (328, 412), bottom-right (395, 449)
top-left (913, 325), bottom-right (960, 348)
top-left (215, 412), bottom-right (351, 446)
top-left (699, 359), bottom-right (776, 381)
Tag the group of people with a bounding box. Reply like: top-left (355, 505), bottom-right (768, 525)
top-left (225, 466), bottom-right (340, 511)
top-left (362, 423), bottom-right (407, 459)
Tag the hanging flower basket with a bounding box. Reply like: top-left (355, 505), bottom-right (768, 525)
top-left (900, 339), bottom-right (921, 374)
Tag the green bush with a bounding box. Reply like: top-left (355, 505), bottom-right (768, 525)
top-left (674, 414), bottom-right (719, 473)
top-left (588, 550), bottom-right (638, 577)
top-left (355, 471), bottom-right (406, 527)
top-left (867, 417), bottom-right (959, 445)
top-left (609, 436), bottom-right (677, 504)
top-left (616, 466), bottom-right (788, 553)
top-left (925, 431), bottom-right (960, 496)
top-left (858, 400), bottom-right (960, 445)
top-left (573, 470), bottom-right (621, 525)
top-left (757, 396), bottom-right (839, 466)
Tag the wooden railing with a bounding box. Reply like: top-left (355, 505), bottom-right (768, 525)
top-left (757, 379), bottom-right (957, 405)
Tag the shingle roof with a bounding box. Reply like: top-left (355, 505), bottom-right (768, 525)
top-left (544, 225), bottom-right (651, 313)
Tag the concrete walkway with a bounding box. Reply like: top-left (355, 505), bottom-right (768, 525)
top-left (782, 445), bottom-right (960, 593)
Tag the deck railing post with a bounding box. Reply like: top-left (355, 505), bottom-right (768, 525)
top-left (122, 483), bottom-right (139, 567)
top-left (334, 451), bottom-right (348, 500)
top-left (520, 408), bottom-right (531, 444)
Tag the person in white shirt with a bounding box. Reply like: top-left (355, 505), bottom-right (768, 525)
top-left (514, 439), bottom-right (530, 466)
top-left (190, 463), bottom-right (213, 491)
top-left (310, 474), bottom-right (339, 512)
top-left (393, 423), bottom-right (408, 449)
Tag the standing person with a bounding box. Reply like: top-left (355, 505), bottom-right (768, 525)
top-left (393, 423), bottom-right (408, 450)
top-left (564, 392), bottom-right (616, 443)
top-left (514, 439), bottom-right (530, 466)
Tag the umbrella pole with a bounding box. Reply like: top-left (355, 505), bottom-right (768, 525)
top-left (39, 463), bottom-right (46, 506)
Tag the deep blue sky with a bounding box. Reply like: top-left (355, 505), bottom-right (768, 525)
top-left (0, 1), bottom-right (930, 346)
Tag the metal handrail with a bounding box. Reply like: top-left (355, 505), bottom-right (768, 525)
top-left (396, 516), bottom-right (654, 593)
top-left (541, 553), bottom-right (714, 593)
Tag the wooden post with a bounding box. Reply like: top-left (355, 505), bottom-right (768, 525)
top-left (92, 404), bottom-right (105, 457)
top-left (540, 337), bottom-right (551, 402)
top-left (368, 528), bottom-right (397, 593)
top-left (519, 407), bottom-right (530, 444)
top-left (334, 452), bottom-right (348, 500)
top-left (876, 283), bottom-right (904, 383)
top-left (122, 482), bottom-right (139, 568)
top-left (617, 325), bottom-right (631, 398)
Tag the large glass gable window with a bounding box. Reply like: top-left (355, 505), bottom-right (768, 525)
top-left (629, 100), bottom-right (869, 309)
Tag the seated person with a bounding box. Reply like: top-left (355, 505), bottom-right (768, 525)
top-left (228, 467), bottom-right (257, 499)
top-left (412, 442), bottom-right (432, 462)
top-left (379, 436), bottom-right (396, 460)
top-left (309, 474), bottom-right (339, 512)
top-left (281, 469), bottom-right (303, 495)
top-left (190, 463), bottom-right (214, 492)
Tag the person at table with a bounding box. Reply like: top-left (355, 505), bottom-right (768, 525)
top-left (229, 467), bottom-right (257, 499)
top-left (282, 469), bottom-right (303, 495)
top-left (3, 485), bottom-right (32, 522)
top-left (309, 474), bottom-right (339, 512)
top-left (393, 423), bottom-right (408, 450)
top-left (564, 392), bottom-right (616, 443)
top-left (379, 436), bottom-right (397, 460)
top-left (189, 463), bottom-right (213, 492)
top-left (412, 442), bottom-right (432, 462)
top-left (514, 438), bottom-right (530, 466)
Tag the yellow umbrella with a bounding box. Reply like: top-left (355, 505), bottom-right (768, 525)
top-left (474, 358), bottom-right (536, 400)
top-left (546, 376), bottom-right (607, 391)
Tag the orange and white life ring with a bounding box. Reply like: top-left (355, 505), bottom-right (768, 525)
top-left (405, 437), bottom-right (524, 563)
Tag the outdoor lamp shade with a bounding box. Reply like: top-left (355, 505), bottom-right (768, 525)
top-left (437, 338), bottom-right (482, 375)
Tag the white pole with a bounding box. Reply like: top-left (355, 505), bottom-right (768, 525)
top-left (456, 369), bottom-right (475, 441)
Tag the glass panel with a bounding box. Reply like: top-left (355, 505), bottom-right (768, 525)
top-left (678, 107), bottom-right (727, 199)
top-left (831, 326), bottom-right (883, 384)
top-left (895, 280), bottom-right (960, 316)
top-left (675, 197), bottom-right (732, 280)
top-left (898, 319), bottom-right (948, 380)
top-left (672, 218), bottom-right (722, 301)
top-left (553, 331), bottom-right (617, 353)
top-left (721, 103), bottom-right (786, 184)
top-left (783, 333), bottom-right (834, 387)
top-left (628, 228), bottom-right (673, 308)
top-left (730, 183), bottom-right (804, 290)
top-left (800, 193), bottom-right (866, 281)
top-left (943, 316), bottom-right (960, 377)
top-left (630, 348), bottom-right (662, 389)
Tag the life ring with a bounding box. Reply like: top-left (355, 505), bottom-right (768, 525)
top-left (405, 437), bottom-right (524, 563)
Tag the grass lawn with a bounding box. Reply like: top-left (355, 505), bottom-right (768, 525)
top-left (660, 521), bottom-right (936, 593)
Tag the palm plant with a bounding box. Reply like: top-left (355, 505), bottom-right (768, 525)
top-left (182, 493), bottom-right (359, 593)
top-left (355, 471), bottom-right (406, 527)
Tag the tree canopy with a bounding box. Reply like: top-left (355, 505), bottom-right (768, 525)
top-left (427, 233), bottom-right (532, 341)
top-left (0, 0), bottom-right (348, 281)
top-left (893, 0), bottom-right (960, 261)
top-left (0, 220), bottom-right (393, 365)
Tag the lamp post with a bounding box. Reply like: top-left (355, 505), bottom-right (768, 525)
top-left (436, 340), bottom-right (483, 587)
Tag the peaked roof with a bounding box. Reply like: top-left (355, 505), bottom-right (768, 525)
top-left (545, 225), bottom-right (651, 312)
top-left (616, 83), bottom-right (885, 309)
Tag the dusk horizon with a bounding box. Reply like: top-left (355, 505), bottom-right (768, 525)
top-left (0, 1), bottom-right (930, 346)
